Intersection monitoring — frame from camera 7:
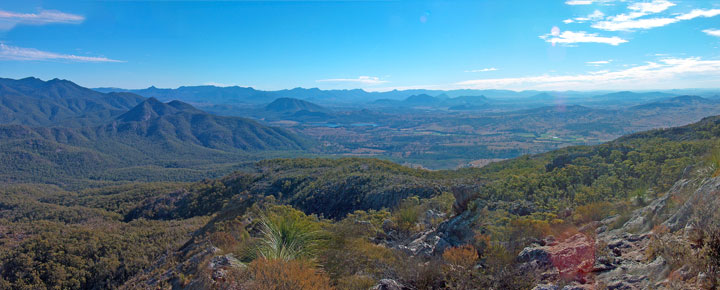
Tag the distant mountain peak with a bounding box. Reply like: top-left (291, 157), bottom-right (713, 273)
top-left (265, 97), bottom-right (327, 113)
top-left (117, 98), bottom-right (183, 122)
top-left (629, 95), bottom-right (713, 110)
top-left (403, 94), bottom-right (441, 105)
top-left (671, 95), bottom-right (708, 102)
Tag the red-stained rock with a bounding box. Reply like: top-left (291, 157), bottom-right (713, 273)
top-left (519, 233), bottom-right (595, 283)
top-left (548, 233), bottom-right (595, 281)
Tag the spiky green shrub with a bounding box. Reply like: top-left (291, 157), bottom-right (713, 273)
top-left (256, 207), bottom-right (323, 261)
top-left (709, 145), bottom-right (720, 177)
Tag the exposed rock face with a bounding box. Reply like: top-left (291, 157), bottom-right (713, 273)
top-left (391, 208), bottom-right (471, 258)
top-left (209, 254), bottom-right (245, 284)
top-left (663, 177), bottom-right (720, 231)
top-left (518, 233), bottom-right (595, 283)
top-left (532, 285), bottom-right (590, 290)
top-left (528, 174), bottom-right (720, 289)
top-left (372, 279), bottom-right (407, 290)
top-left (397, 230), bottom-right (451, 257)
top-left (590, 176), bottom-right (720, 289)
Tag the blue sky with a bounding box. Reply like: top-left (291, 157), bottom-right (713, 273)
top-left (1, 0), bottom-right (719, 91)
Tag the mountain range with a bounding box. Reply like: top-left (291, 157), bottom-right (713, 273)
top-left (0, 78), bottom-right (312, 184)
top-left (95, 83), bottom-right (720, 108)
top-left (0, 77), bottom-right (145, 127)
top-left (3, 76), bottom-right (720, 289)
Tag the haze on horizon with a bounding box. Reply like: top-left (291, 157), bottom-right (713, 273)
top-left (1, 0), bottom-right (720, 92)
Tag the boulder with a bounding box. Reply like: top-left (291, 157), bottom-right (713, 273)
top-left (372, 279), bottom-right (406, 290)
top-left (397, 230), bottom-right (450, 257)
top-left (518, 233), bottom-right (595, 282)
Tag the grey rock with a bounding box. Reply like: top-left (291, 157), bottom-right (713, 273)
top-left (209, 254), bottom-right (243, 269)
top-left (532, 285), bottom-right (559, 290)
top-left (397, 231), bottom-right (450, 257)
top-left (372, 279), bottom-right (406, 290)
top-left (382, 219), bottom-right (394, 232)
top-left (517, 247), bottom-right (551, 267)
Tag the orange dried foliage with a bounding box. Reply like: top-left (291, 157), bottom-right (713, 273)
top-left (246, 258), bottom-right (334, 290)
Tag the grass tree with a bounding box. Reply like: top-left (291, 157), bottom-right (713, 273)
top-left (256, 206), bottom-right (324, 261)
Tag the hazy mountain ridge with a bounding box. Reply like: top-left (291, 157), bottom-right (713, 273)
top-left (264, 97), bottom-right (328, 114)
top-left (96, 83), bottom-right (720, 107)
top-left (0, 79), bottom-right (313, 184)
top-left (0, 77), bottom-right (145, 127)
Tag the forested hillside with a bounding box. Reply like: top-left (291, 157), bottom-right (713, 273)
top-left (0, 79), bottom-right (314, 186)
top-left (0, 77), bottom-right (145, 127)
top-left (3, 114), bottom-right (720, 289)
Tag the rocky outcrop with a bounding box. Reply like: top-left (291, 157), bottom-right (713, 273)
top-left (518, 233), bottom-right (595, 284)
top-left (209, 254), bottom-right (245, 284)
top-left (528, 174), bottom-right (720, 289)
top-left (591, 176), bottom-right (720, 289)
top-left (396, 230), bottom-right (451, 257)
top-left (372, 279), bottom-right (407, 290)
top-left (390, 209), bottom-right (473, 258)
top-left (663, 177), bottom-right (720, 231)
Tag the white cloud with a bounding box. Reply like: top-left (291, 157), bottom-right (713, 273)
top-left (464, 68), bottom-right (498, 73)
top-left (0, 9), bottom-right (84, 30)
top-left (455, 57), bottom-right (720, 90)
top-left (591, 4), bottom-right (720, 32)
top-left (566, 0), bottom-right (594, 4)
top-left (573, 10), bottom-right (605, 23)
top-left (676, 9), bottom-right (720, 21)
top-left (592, 17), bottom-right (678, 31)
top-left (628, 0), bottom-right (675, 14)
top-left (565, 0), bottom-right (614, 5)
top-left (316, 76), bottom-right (388, 85)
top-left (704, 29), bottom-right (720, 37)
top-left (540, 30), bottom-right (628, 46)
top-left (587, 60), bottom-right (612, 66)
top-left (590, 0), bottom-right (677, 31)
top-left (0, 43), bottom-right (123, 63)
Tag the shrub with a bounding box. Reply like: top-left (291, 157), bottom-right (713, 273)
top-left (646, 225), bottom-right (692, 270)
top-left (441, 245), bottom-right (479, 289)
top-left (244, 258), bottom-right (333, 290)
top-left (703, 229), bottom-right (720, 287)
top-left (208, 231), bottom-right (239, 252)
top-left (255, 207), bottom-right (323, 261)
top-left (335, 274), bottom-right (376, 290)
top-left (573, 201), bottom-right (613, 224)
top-left (443, 245), bottom-right (479, 269)
top-left (320, 235), bottom-right (398, 281)
top-left (707, 146), bottom-right (720, 177)
top-left (392, 197), bottom-right (422, 234)
top-left (479, 243), bottom-right (536, 289)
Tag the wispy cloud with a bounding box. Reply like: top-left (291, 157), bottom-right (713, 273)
top-left (0, 9), bottom-right (84, 30)
top-left (0, 43), bottom-right (123, 63)
top-left (316, 76), bottom-right (388, 85)
top-left (628, 0), bottom-right (675, 14)
top-left (556, 0), bottom-right (720, 47)
top-left (464, 68), bottom-right (498, 73)
top-left (593, 17), bottom-right (677, 31)
top-left (587, 60), bottom-right (612, 66)
top-left (590, 1), bottom-right (720, 32)
top-left (455, 57), bottom-right (720, 90)
top-left (540, 30), bottom-right (627, 46)
top-left (676, 9), bottom-right (720, 21)
top-left (576, 10), bottom-right (606, 23)
top-left (565, 0), bottom-right (614, 5)
top-left (704, 29), bottom-right (720, 37)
